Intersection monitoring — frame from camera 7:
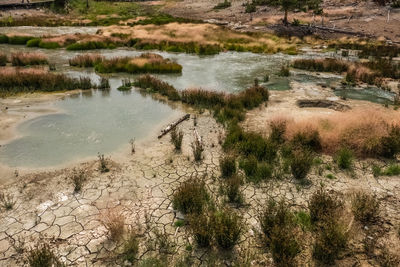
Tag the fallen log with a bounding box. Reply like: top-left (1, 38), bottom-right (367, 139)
top-left (296, 99), bottom-right (351, 111)
top-left (158, 114), bottom-right (190, 139)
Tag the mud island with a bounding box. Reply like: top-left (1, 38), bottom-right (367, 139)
top-left (0, 0), bottom-right (399, 266)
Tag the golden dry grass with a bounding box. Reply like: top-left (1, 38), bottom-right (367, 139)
top-left (281, 107), bottom-right (400, 156)
top-left (101, 208), bottom-right (125, 242)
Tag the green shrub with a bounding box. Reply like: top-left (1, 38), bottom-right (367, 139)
top-left (188, 212), bottom-right (213, 248)
top-left (213, 209), bottom-right (242, 249)
top-left (0, 35), bottom-right (9, 43)
top-left (292, 58), bottom-right (349, 73)
top-left (39, 41), bottom-right (60, 49)
top-left (239, 132), bottom-right (278, 162)
top-left (255, 162), bottom-right (273, 181)
top-left (313, 221), bottom-right (347, 264)
top-left (295, 210), bottom-right (312, 231)
top-left (239, 155), bottom-right (258, 177)
top-left (290, 149), bottom-right (313, 180)
top-left (26, 38), bottom-right (41, 47)
top-left (27, 243), bottom-right (63, 267)
top-left (172, 179), bottom-right (209, 214)
top-left (220, 155), bottom-right (236, 178)
top-left (170, 127), bottom-right (184, 151)
top-left (309, 188), bottom-right (343, 225)
top-left (122, 231), bottom-right (139, 264)
top-left (372, 164), bottom-right (382, 177)
top-left (351, 191), bottom-right (380, 223)
top-left (8, 35), bottom-right (34, 45)
top-left (245, 2), bottom-right (256, 13)
top-left (335, 147), bottom-right (353, 170)
top-left (259, 200), bottom-right (301, 266)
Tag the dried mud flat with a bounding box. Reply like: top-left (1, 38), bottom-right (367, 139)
top-left (0, 83), bottom-right (399, 266)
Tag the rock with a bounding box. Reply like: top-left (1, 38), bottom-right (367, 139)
top-left (296, 99), bottom-right (351, 111)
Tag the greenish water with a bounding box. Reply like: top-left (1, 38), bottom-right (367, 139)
top-left (0, 44), bottom-right (395, 168)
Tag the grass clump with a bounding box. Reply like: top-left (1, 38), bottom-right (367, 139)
top-left (172, 179), bottom-right (209, 214)
top-left (27, 243), bottom-right (64, 267)
top-left (170, 127), bottom-right (184, 151)
top-left (8, 35), bottom-right (35, 45)
top-left (259, 200), bottom-right (301, 266)
top-left (290, 149), bottom-right (313, 180)
top-left (98, 153), bottom-right (110, 173)
top-left (188, 212), bottom-right (214, 248)
top-left (94, 53), bottom-right (182, 74)
top-left (101, 208), bottom-right (125, 242)
top-left (351, 191), bottom-right (380, 223)
top-left (219, 155), bottom-right (236, 178)
top-left (69, 54), bottom-right (104, 67)
top-left (0, 192), bottom-right (15, 211)
top-left (213, 208), bottom-right (242, 249)
top-left (191, 138), bottom-right (204, 162)
top-left (292, 58), bottom-right (349, 73)
top-left (313, 221), bottom-right (348, 265)
top-left (334, 147), bottom-right (353, 170)
top-left (309, 188), bottom-right (343, 225)
top-left (278, 65), bottom-right (290, 77)
top-left (223, 175), bottom-right (244, 204)
top-left (11, 52), bottom-right (48, 66)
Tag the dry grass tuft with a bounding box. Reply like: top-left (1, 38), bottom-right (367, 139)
top-left (11, 52), bottom-right (48, 66)
top-left (101, 208), bottom-right (125, 242)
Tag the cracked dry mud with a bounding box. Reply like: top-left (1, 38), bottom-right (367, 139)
top-left (1, 103), bottom-right (400, 266)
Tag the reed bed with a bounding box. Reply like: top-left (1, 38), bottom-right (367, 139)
top-left (11, 52), bottom-right (48, 66)
top-left (69, 54), bottom-right (104, 67)
top-left (0, 68), bottom-right (95, 96)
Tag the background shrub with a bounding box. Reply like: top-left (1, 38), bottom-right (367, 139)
top-left (313, 221), bottom-right (347, 264)
top-left (0, 53), bottom-right (7, 66)
top-left (188, 212), bottom-right (213, 248)
top-left (172, 179), bottom-right (209, 214)
top-left (309, 188), bottom-right (343, 225)
top-left (224, 175), bottom-right (243, 204)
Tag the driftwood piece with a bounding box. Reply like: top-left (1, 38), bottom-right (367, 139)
top-left (158, 114), bottom-right (190, 139)
top-left (296, 99), bottom-right (351, 111)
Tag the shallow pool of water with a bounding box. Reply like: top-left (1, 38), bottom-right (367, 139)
top-left (0, 78), bottom-right (182, 168)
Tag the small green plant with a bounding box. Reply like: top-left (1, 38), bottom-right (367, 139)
top-left (295, 210), bottom-right (311, 231)
top-left (170, 127), bottom-right (184, 151)
top-left (372, 164), bottom-right (382, 177)
top-left (174, 219), bottom-right (185, 227)
top-left (70, 169), bottom-right (86, 193)
top-left (172, 179), bottom-right (209, 214)
top-left (325, 173), bottom-right (335, 180)
top-left (239, 155), bottom-right (258, 177)
top-left (335, 147), bottom-right (353, 169)
top-left (98, 153), bottom-right (110, 173)
top-left (290, 149), bottom-right (313, 180)
top-left (219, 155), bottom-right (236, 178)
top-left (213, 208), bottom-right (242, 249)
top-left (122, 230), bottom-right (139, 264)
top-left (27, 243), bottom-right (64, 267)
top-left (351, 191), bottom-right (380, 224)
